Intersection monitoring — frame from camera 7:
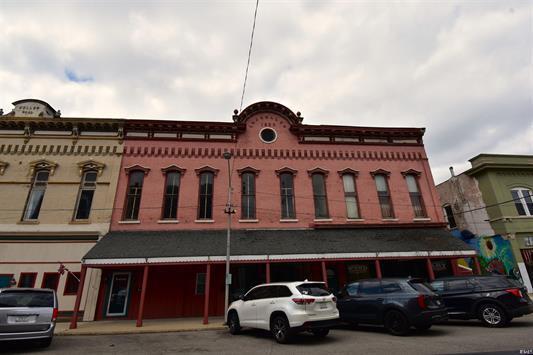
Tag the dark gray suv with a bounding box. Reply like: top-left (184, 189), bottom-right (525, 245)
top-left (337, 278), bottom-right (448, 335)
top-left (0, 288), bottom-right (58, 347)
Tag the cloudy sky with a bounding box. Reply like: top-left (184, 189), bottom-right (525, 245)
top-left (0, 0), bottom-right (531, 183)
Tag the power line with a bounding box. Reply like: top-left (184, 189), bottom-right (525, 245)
top-left (239, 0), bottom-right (260, 112)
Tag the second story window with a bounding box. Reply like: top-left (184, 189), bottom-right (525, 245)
top-left (342, 173), bottom-right (360, 219)
top-left (23, 169), bottom-right (49, 221)
top-left (311, 173), bottom-right (329, 219)
top-left (241, 172), bottom-right (256, 220)
top-left (162, 171), bottom-right (181, 219)
top-left (511, 188), bottom-right (533, 216)
top-left (373, 173), bottom-right (394, 218)
top-left (198, 172), bottom-right (214, 220)
top-left (405, 174), bottom-right (426, 218)
top-left (123, 171), bottom-right (145, 220)
top-left (74, 171), bottom-right (98, 220)
top-left (280, 172), bottom-right (296, 219)
top-left (443, 204), bottom-right (457, 229)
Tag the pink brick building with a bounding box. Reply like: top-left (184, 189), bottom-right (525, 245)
top-left (71, 101), bottom-right (476, 327)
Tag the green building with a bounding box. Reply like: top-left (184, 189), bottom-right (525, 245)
top-left (465, 154), bottom-right (533, 291)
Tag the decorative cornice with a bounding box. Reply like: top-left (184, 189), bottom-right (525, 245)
top-left (161, 165), bottom-right (187, 174)
top-left (78, 160), bottom-right (106, 176)
top-left (337, 168), bottom-right (359, 177)
top-left (237, 166), bottom-right (260, 176)
top-left (0, 161), bottom-right (8, 175)
top-left (28, 159), bottom-right (58, 176)
top-left (401, 169), bottom-right (422, 177)
top-left (307, 167), bottom-right (329, 177)
top-left (124, 164), bottom-right (150, 175)
top-left (195, 166), bottom-right (219, 176)
top-left (275, 167), bottom-right (298, 176)
top-left (370, 168), bottom-right (391, 177)
top-left (234, 101), bottom-right (303, 126)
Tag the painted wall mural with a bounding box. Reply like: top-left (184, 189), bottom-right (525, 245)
top-left (451, 230), bottom-right (519, 278)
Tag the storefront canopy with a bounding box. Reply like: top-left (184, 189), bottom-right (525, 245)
top-left (83, 228), bottom-right (476, 266)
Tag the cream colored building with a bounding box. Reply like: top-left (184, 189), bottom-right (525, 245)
top-left (0, 99), bottom-right (123, 320)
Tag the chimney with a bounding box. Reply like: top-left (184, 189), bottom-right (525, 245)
top-left (449, 166), bottom-right (455, 177)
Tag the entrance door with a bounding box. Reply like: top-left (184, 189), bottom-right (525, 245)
top-left (106, 272), bottom-right (131, 317)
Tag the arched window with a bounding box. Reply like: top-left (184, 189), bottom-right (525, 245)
top-left (123, 171), bottom-right (145, 220)
top-left (23, 169), bottom-right (50, 221)
top-left (241, 172), bottom-right (256, 220)
top-left (404, 174), bottom-right (427, 218)
top-left (280, 172), bottom-right (296, 219)
top-left (162, 171), bottom-right (181, 219)
top-left (198, 172), bottom-right (214, 220)
top-left (311, 173), bottom-right (329, 219)
top-left (511, 188), bottom-right (533, 216)
top-left (74, 170), bottom-right (98, 220)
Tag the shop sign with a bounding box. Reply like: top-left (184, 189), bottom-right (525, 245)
top-left (348, 264), bottom-right (369, 273)
top-left (432, 261), bottom-right (448, 272)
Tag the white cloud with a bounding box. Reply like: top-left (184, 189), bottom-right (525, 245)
top-left (0, 0), bottom-right (530, 183)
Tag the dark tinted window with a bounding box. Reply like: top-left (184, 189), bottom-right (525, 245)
top-left (430, 281), bottom-right (445, 292)
top-left (409, 280), bottom-right (435, 294)
top-left (0, 291), bottom-right (54, 307)
top-left (346, 283), bottom-right (359, 296)
top-left (244, 287), bottom-right (262, 301)
top-left (359, 281), bottom-right (382, 295)
top-left (476, 277), bottom-right (518, 289)
top-left (381, 281), bottom-right (402, 293)
top-left (446, 279), bottom-right (475, 291)
top-left (297, 283), bottom-right (330, 296)
top-left (276, 286), bottom-right (293, 298)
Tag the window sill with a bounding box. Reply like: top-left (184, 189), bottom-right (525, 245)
top-left (239, 219), bottom-right (259, 223)
top-left (118, 220), bottom-right (141, 224)
top-left (381, 218), bottom-right (399, 222)
top-left (17, 220), bottom-right (39, 225)
top-left (346, 218), bottom-right (365, 222)
top-left (314, 218), bottom-right (333, 222)
top-left (280, 219), bottom-right (299, 223)
top-left (413, 218), bottom-right (431, 222)
top-left (195, 219), bottom-right (214, 223)
top-left (70, 220), bottom-right (91, 224)
top-left (157, 220), bottom-right (179, 224)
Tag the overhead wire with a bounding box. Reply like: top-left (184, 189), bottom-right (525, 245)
top-left (239, 0), bottom-right (260, 112)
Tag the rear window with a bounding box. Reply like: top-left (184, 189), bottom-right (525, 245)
top-left (0, 291), bottom-right (54, 308)
top-left (477, 277), bottom-right (520, 289)
top-left (409, 280), bottom-right (435, 294)
top-left (297, 283), bottom-right (330, 296)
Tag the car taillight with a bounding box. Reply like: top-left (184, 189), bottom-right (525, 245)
top-left (506, 288), bottom-right (523, 298)
top-left (52, 307), bottom-right (58, 321)
top-left (292, 298), bottom-right (315, 305)
top-left (417, 295), bottom-right (427, 310)
top-left (332, 296), bottom-right (337, 303)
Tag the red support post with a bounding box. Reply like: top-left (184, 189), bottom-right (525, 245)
top-left (451, 258), bottom-right (459, 276)
top-left (375, 259), bottom-right (382, 279)
top-left (203, 263), bottom-right (211, 325)
top-left (426, 258), bottom-right (435, 281)
top-left (265, 262), bottom-right (271, 283)
top-left (473, 256), bottom-right (482, 275)
top-left (321, 261), bottom-right (328, 288)
top-left (69, 265), bottom-right (87, 329)
top-left (136, 265), bottom-right (149, 327)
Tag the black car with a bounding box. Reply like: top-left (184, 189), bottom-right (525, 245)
top-left (336, 278), bottom-right (448, 336)
top-left (430, 275), bottom-right (533, 327)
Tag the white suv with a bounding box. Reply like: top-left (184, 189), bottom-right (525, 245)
top-left (227, 281), bottom-right (339, 343)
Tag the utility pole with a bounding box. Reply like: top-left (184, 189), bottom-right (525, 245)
top-left (223, 151), bottom-right (235, 323)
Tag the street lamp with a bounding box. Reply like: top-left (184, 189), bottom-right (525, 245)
top-left (223, 151), bottom-right (234, 323)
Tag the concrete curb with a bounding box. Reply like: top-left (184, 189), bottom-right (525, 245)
top-left (56, 325), bottom-right (227, 336)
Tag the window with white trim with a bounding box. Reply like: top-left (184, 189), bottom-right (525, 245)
top-left (23, 169), bottom-right (50, 221)
top-left (511, 188), bottom-right (533, 216)
top-left (74, 170), bottom-right (98, 220)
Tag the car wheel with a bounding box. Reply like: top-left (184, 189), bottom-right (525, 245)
top-left (270, 315), bottom-right (291, 344)
top-left (478, 303), bottom-right (508, 327)
top-left (228, 312), bottom-right (241, 335)
top-left (384, 310), bottom-right (410, 336)
top-left (37, 337), bottom-right (52, 348)
top-left (415, 324), bottom-right (432, 331)
top-left (311, 328), bottom-right (329, 338)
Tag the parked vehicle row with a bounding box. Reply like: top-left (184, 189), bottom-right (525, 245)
top-left (227, 275), bottom-right (533, 343)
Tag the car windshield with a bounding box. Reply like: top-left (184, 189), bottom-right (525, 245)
top-left (409, 280), bottom-right (435, 294)
top-left (0, 291), bottom-right (54, 307)
top-left (296, 283), bottom-right (330, 296)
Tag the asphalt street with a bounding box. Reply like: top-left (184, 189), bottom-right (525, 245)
top-left (2, 315), bottom-right (533, 355)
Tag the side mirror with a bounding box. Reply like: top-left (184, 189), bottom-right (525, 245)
top-left (239, 293), bottom-right (246, 301)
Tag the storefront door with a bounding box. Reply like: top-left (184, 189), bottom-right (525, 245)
top-left (106, 272), bottom-right (131, 317)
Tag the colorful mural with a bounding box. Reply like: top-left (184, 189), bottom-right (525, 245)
top-left (451, 230), bottom-right (519, 278)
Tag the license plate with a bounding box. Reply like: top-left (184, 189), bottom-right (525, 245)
top-left (319, 303), bottom-right (328, 309)
top-left (8, 315), bottom-right (36, 323)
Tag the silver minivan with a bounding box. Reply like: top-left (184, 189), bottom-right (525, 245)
top-left (0, 288), bottom-right (58, 347)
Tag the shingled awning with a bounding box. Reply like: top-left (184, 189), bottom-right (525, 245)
top-left (83, 228), bottom-right (475, 265)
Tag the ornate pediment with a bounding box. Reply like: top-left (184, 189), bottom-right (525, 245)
top-left (195, 165), bottom-right (219, 176)
top-left (307, 167), bottom-right (329, 177)
top-left (78, 160), bottom-right (106, 176)
top-left (124, 164), bottom-right (151, 175)
top-left (401, 169), bottom-right (422, 177)
top-left (29, 159), bottom-right (58, 176)
top-left (337, 168), bottom-right (359, 177)
top-left (161, 165), bottom-right (187, 174)
top-left (275, 167), bottom-right (298, 176)
top-left (369, 168), bottom-right (391, 177)
top-left (237, 166), bottom-right (260, 176)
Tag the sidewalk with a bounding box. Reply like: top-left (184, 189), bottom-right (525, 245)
top-left (55, 317), bottom-right (226, 336)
